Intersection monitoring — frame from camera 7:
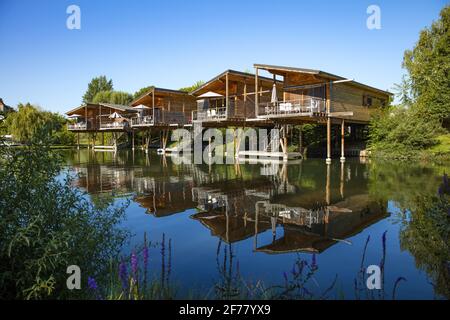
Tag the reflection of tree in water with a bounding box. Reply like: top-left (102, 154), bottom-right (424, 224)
top-left (399, 174), bottom-right (449, 298)
top-left (369, 161), bottom-right (449, 298)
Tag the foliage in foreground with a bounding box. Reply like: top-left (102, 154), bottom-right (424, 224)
top-left (88, 230), bottom-right (410, 300)
top-left (0, 134), bottom-right (128, 299)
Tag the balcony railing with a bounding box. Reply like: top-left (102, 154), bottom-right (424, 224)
top-left (68, 122), bottom-right (87, 130)
top-left (192, 107), bottom-right (229, 122)
top-left (258, 97), bottom-right (326, 118)
top-left (160, 111), bottom-right (189, 125)
top-left (131, 115), bottom-right (153, 126)
top-left (130, 112), bottom-right (189, 127)
top-left (99, 120), bottom-right (128, 130)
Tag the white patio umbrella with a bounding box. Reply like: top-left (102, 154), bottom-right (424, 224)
top-left (67, 114), bottom-right (82, 119)
top-left (271, 83), bottom-right (278, 104)
top-left (132, 104), bottom-right (150, 110)
top-left (108, 112), bottom-right (123, 119)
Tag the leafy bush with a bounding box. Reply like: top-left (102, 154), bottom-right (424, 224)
top-left (369, 107), bottom-right (443, 158)
top-left (0, 133), bottom-right (128, 299)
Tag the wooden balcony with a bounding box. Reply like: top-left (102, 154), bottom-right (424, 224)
top-left (192, 107), bottom-right (230, 122)
top-left (257, 97), bottom-right (326, 118)
top-left (67, 122), bottom-right (88, 131)
top-left (131, 112), bottom-right (189, 127)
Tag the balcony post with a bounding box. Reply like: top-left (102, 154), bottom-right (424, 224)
top-left (243, 81), bottom-right (247, 118)
top-left (255, 67), bottom-right (259, 117)
top-left (152, 88), bottom-right (155, 125)
top-left (225, 72), bottom-right (229, 119)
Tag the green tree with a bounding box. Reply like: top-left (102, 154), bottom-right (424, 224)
top-left (92, 90), bottom-right (133, 105)
top-left (368, 5), bottom-right (450, 158)
top-left (82, 76), bottom-right (113, 103)
top-left (369, 107), bottom-right (442, 157)
top-left (4, 104), bottom-right (75, 145)
top-left (179, 80), bottom-right (205, 93)
top-left (402, 5), bottom-right (450, 125)
top-left (133, 86), bottom-right (153, 100)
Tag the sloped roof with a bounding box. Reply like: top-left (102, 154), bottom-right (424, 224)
top-left (191, 69), bottom-right (283, 97)
top-left (65, 103), bottom-right (137, 116)
top-left (130, 87), bottom-right (193, 107)
top-left (254, 64), bottom-right (392, 96)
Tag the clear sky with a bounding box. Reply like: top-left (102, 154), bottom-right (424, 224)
top-left (0, 0), bottom-right (447, 113)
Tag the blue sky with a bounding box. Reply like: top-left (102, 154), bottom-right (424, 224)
top-left (0, 0), bottom-right (447, 113)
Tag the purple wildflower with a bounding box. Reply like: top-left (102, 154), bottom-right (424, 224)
top-left (131, 251), bottom-right (138, 277)
top-left (87, 276), bottom-right (98, 290)
top-left (119, 261), bottom-right (128, 289)
top-left (143, 245), bottom-right (149, 269)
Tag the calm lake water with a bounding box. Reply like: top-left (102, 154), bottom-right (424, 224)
top-left (63, 149), bottom-right (449, 300)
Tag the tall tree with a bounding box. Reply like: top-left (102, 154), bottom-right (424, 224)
top-left (402, 5), bottom-right (450, 125)
top-left (133, 86), bottom-right (153, 100)
top-left (4, 103), bottom-right (74, 144)
top-left (82, 76), bottom-right (113, 103)
top-left (92, 90), bottom-right (133, 105)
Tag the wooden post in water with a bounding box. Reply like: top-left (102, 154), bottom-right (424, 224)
top-left (340, 119), bottom-right (346, 162)
top-left (340, 160), bottom-right (345, 199)
top-left (298, 125), bottom-right (303, 155)
top-left (132, 130), bottom-right (135, 151)
top-left (326, 82), bottom-right (332, 164)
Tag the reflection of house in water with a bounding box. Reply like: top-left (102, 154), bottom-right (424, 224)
top-left (191, 177), bottom-right (297, 243)
top-left (134, 179), bottom-right (196, 217)
top-left (191, 163), bottom-right (388, 254)
top-left (71, 149), bottom-right (388, 255)
top-left (255, 194), bottom-right (388, 254)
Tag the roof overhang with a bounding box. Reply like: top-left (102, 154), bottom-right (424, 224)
top-left (254, 64), bottom-right (392, 97)
top-left (65, 103), bottom-right (137, 116)
top-left (131, 87), bottom-right (192, 107)
top-left (191, 69), bottom-right (283, 97)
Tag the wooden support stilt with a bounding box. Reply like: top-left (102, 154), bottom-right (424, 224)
top-left (325, 163), bottom-right (331, 226)
top-left (145, 130), bottom-right (150, 153)
top-left (132, 130), bottom-right (135, 151)
top-left (326, 117), bottom-right (332, 163)
top-left (298, 125), bottom-right (303, 155)
top-left (77, 132), bottom-right (80, 150)
top-left (340, 161), bottom-right (345, 198)
top-left (340, 119), bottom-right (346, 162)
top-left (326, 81), bottom-right (332, 164)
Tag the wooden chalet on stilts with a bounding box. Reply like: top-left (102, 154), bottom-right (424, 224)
top-left (66, 64), bottom-right (390, 162)
top-left (129, 87), bottom-right (197, 153)
top-left (254, 64), bottom-right (391, 163)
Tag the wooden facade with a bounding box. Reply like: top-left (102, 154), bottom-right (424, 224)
top-left (66, 103), bottom-right (138, 132)
top-left (254, 64), bottom-right (391, 125)
top-left (130, 87), bottom-right (197, 127)
top-left (191, 70), bottom-right (282, 126)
